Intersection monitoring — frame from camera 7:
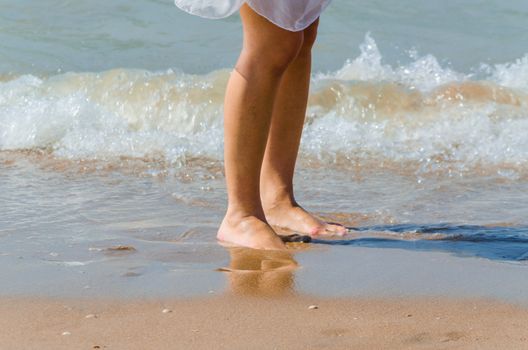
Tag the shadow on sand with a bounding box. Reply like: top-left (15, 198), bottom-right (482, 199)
top-left (313, 224), bottom-right (528, 262)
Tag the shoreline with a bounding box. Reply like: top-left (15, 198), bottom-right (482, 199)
top-left (2, 245), bottom-right (528, 301)
top-left (3, 294), bottom-right (528, 349)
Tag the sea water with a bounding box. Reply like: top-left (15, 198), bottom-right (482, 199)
top-left (1, 0), bottom-right (527, 297)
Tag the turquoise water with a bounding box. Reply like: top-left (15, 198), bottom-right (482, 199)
top-left (1, 0), bottom-right (527, 170)
top-left (1, 0), bottom-right (527, 74)
top-left (1, 1), bottom-right (528, 297)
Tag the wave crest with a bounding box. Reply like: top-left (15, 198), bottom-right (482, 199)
top-left (1, 35), bottom-right (527, 175)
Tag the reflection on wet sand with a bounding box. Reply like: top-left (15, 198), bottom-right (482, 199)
top-left (218, 248), bottom-right (299, 296)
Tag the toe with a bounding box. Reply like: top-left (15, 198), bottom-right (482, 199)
top-left (310, 226), bottom-right (322, 236)
top-left (310, 223), bottom-right (347, 237)
top-left (326, 223), bottom-right (347, 236)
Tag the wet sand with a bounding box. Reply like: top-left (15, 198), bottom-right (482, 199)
top-left (2, 295), bottom-right (527, 350)
top-left (4, 244), bottom-right (527, 349)
top-left (2, 159), bottom-right (528, 349)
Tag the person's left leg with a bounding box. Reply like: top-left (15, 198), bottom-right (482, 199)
top-left (260, 19), bottom-right (346, 237)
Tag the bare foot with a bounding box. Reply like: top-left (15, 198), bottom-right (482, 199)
top-left (264, 202), bottom-right (347, 237)
top-left (217, 214), bottom-right (287, 250)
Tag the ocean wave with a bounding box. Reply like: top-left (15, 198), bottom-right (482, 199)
top-left (1, 35), bottom-right (527, 174)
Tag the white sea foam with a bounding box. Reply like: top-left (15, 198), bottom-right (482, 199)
top-left (316, 33), bottom-right (466, 91)
top-left (0, 36), bottom-right (527, 173)
top-left (0, 69), bottom-right (226, 165)
top-left (487, 54), bottom-right (528, 91)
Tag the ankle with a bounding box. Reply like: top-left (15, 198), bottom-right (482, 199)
top-left (224, 207), bottom-right (266, 224)
top-left (262, 196), bottom-right (296, 212)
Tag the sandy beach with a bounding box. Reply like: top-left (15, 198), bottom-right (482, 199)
top-left (2, 295), bottom-right (527, 350)
top-left (2, 1), bottom-right (528, 349)
top-left (3, 242), bottom-right (527, 349)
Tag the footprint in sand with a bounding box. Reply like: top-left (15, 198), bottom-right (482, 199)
top-left (441, 331), bottom-right (466, 343)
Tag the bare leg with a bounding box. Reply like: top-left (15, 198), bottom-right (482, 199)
top-left (260, 20), bottom-right (346, 237)
top-left (217, 5), bottom-right (304, 250)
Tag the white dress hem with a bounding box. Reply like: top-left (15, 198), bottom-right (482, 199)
top-left (245, 2), bottom-right (328, 32)
top-left (175, 1), bottom-right (331, 32)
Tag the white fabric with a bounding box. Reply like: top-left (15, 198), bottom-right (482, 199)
top-left (174, 0), bottom-right (332, 32)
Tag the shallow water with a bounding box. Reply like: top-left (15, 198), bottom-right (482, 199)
top-left (1, 1), bottom-right (528, 298)
top-left (1, 156), bottom-right (528, 299)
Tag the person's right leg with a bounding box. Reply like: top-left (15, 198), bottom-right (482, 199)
top-left (217, 5), bottom-right (304, 250)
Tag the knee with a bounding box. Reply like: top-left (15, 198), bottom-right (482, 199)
top-left (270, 35), bottom-right (304, 72)
top-left (299, 19), bottom-right (319, 55)
top-left (242, 32), bottom-right (304, 75)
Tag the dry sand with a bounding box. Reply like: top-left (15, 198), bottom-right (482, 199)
top-left (2, 295), bottom-right (527, 350)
